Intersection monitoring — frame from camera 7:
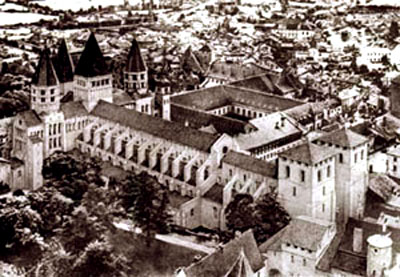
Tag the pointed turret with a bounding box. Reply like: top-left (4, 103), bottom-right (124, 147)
top-left (32, 47), bottom-right (59, 87)
top-left (73, 32), bottom-right (113, 111)
top-left (125, 38), bottom-right (146, 73)
top-left (31, 47), bottom-right (61, 114)
top-left (54, 39), bottom-right (74, 84)
top-left (124, 38), bottom-right (148, 95)
top-left (75, 32), bottom-right (108, 77)
top-left (53, 39), bottom-right (75, 97)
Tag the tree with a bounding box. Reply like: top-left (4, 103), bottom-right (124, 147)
top-left (129, 173), bottom-right (172, 245)
top-left (390, 21), bottom-right (399, 39)
top-left (341, 31), bottom-right (350, 42)
top-left (72, 239), bottom-right (129, 277)
top-left (225, 194), bottom-right (255, 234)
top-left (225, 193), bottom-right (290, 244)
top-left (252, 193), bottom-right (290, 243)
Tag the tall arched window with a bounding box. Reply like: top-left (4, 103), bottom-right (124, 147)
top-left (339, 153), bottom-right (344, 164)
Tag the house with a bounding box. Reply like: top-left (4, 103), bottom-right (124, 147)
top-left (177, 230), bottom-right (266, 277)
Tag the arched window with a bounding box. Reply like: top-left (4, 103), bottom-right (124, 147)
top-left (339, 153), bottom-right (344, 163)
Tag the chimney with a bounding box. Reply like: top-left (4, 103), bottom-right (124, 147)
top-left (383, 222), bottom-right (388, 233)
top-left (353, 227), bottom-right (363, 253)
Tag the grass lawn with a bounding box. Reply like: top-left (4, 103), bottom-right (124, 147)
top-left (110, 228), bottom-right (205, 277)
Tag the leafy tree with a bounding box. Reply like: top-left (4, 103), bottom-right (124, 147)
top-left (225, 194), bottom-right (255, 234)
top-left (72, 239), bottom-right (129, 277)
top-left (225, 193), bottom-right (290, 244)
top-left (390, 21), bottom-right (399, 39)
top-left (129, 173), bottom-right (172, 245)
top-left (341, 31), bottom-right (350, 42)
top-left (252, 193), bottom-right (291, 243)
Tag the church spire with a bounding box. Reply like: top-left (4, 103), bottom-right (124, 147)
top-left (54, 38), bottom-right (74, 84)
top-left (32, 47), bottom-right (59, 87)
top-left (75, 32), bottom-right (108, 77)
top-left (125, 37), bottom-right (146, 73)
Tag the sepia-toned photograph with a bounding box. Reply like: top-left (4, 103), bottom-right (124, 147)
top-left (0, 0), bottom-right (399, 276)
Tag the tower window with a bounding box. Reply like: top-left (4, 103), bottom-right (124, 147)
top-left (291, 255), bottom-right (294, 263)
top-left (50, 89), bottom-right (54, 95)
top-left (133, 75), bottom-right (137, 81)
top-left (303, 259), bottom-right (306, 266)
top-left (286, 166), bottom-right (290, 178)
top-left (361, 150), bottom-right (364, 160)
top-left (32, 97), bottom-right (36, 102)
top-left (50, 97), bottom-right (55, 102)
top-left (41, 90), bottom-right (45, 95)
top-left (293, 187), bottom-right (296, 197)
top-left (300, 170), bottom-right (305, 182)
top-left (339, 153), bottom-right (344, 163)
top-left (327, 166), bottom-right (331, 177)
top-left (323, 186), bottom-right (326, 196)
top-left (318, 170), bottom-right (322, 182)
top-left (322, 203), bottom-right (325, 212)
top-left (354, 153), bottom-right (358, 163)
top-left (41, 98), bottom-right (45, 103)
top-left (190, 209), bottom-right (194, 216)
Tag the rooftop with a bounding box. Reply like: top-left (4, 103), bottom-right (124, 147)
top-left (125, 38), bottom-right (146, 73)
top-left (223, 151), bottom-right (277, 178)
top-left (170, 104), bottom-right (256, 137)
top-left (60, 101), bottom-right (88, 119)
top-left (280, 216), bottom-right (332, 251)
top-left (183, 230), bottom-right (263, 277)
top-left (18, 110), bottom-right (42, 127)
top-left (316, 128), bottom-right (369, 148)
top-left (32, 47), bottom-right (59, 87)
top-left (235, 112), bottom-right (302, 150)
top-left (279, 141), bottom-right (336, 165)
top-left (171, 85), bottom-right (303, 113)
top-left (53, 39), bottom-right (74, 83)
top-left (74, 32), bottom-right (109, 77)
top-left (91, 101), bottom-right (221, 153)
top-left (203, 184), bottom-right (223, 204)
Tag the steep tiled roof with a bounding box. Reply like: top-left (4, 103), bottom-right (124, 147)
top-left (203, 184), bottom-right (223, 204)
top-left (171, 104), bottom-right (256, 136)
top-left (60, 101), bottom-right (88, 119)
top-left (279, 141), bottom-right (336, 165)
top-left (125, 38), bottom-right (146, 72)
top-left (317, 128), bottom-right (369, 148)
top-left (229, 74), bottom-right (277, 95)
top-left (223, 151), bottom-right (277, 178)
top-left (183, 230), bottom-right (263, 277)
top-left (91, 101), bottom-right (221, 153)
top-left (75, 32), bottom-right (109, 77)
top-left (19, 110), bottom-right (42, 127)
top-left (53, 39), bottom-right (75, 83)
top-left (32, 47), bottom-right (59, 86)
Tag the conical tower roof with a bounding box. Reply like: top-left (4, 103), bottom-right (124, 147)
top-left (32, 47), bottom-right (59, 86)
top-left (75, 32), bottom-right (108, 77)
top-left (125, 38), bottom-right (146, 72)
top-left (53, 38), bottom-right (75, 83)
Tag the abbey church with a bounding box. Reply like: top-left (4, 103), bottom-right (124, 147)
top-left (1, 30), bottom-right (397, 277)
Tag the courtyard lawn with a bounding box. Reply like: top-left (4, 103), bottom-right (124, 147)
top-left (110, 228), bottom-right (205, 277)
